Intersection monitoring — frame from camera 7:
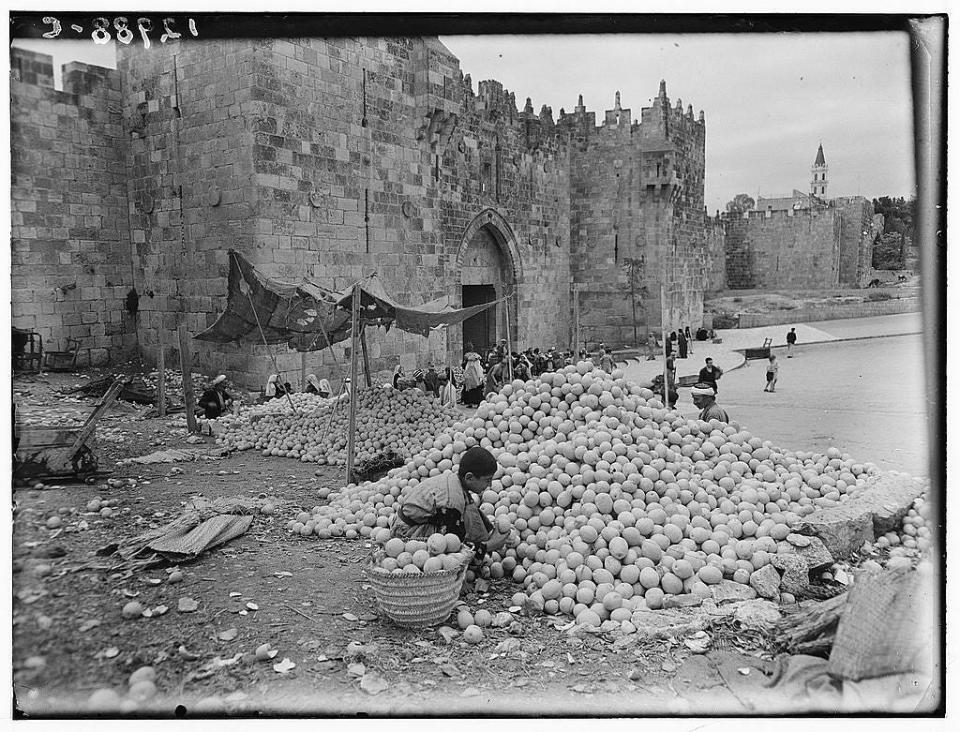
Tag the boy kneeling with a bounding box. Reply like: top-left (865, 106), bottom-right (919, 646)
top-left (390, 446), bottom-right (509, 560)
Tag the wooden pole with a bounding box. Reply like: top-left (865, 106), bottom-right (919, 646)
top-left (345, 283), bottom-right (361, 484)
top-left (177, 324), bottom-right (198, 432)
top-left (572, 283), bottom-right (580, 356)
top-left (504, 293), bottom-right (513, 381)
top-left (157, 333), bottom-right (166, 418)
top-left (359, 324), bottom-right (373, 387)
top-left (660, 285), bottom-right (669, 409)
top-left (300, 351), bottom-right (307, 393)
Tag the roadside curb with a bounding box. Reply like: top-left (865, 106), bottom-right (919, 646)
top-left (617, 329), bottom-right (922, 384)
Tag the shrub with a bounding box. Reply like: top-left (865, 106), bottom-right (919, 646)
top-left (712, 313), bottom-right (739, 329)
top-left (866, 291), bottom-right (892, 302)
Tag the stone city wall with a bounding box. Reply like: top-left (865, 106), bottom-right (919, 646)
top-left (724, 208), bottom-right (841, 290)
top-left (12, 38), bottom-right (712, 388)
top-left (10, 49), bottom-right (134, 365)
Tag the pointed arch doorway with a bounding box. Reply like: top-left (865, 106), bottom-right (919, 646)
top-left (456, 209), bottom-right (522, 358)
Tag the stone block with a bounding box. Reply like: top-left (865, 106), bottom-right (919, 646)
top-left (733, 599), bottom-right (781, 632)
top-left (799, 506), bottom-right (875, 558)
top-left (777, 535), bottom-right (834, 571)
top-left (711, 580), bottom-right (757, 604)
top-left (800, 474), bottom-right (926, 558)
top-left (748, 563), bottom-right (781, 599)
top-left (768, 553), bottom-right (810, 596)
top-left (663, 594), bottom-right (705, 610)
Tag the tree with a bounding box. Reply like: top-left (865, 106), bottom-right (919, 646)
top-left (871, 196), bottom-right (915, 270)
top-left (872, 232), bottom-right (905, 270)
top-left (621, 257), bottom-right (646, 347)
top-left (725, 193), bottom-right (756, 214)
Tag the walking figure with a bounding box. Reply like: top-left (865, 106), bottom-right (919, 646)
top-left (697, 357), bottom-right (723, 394)
top-left (764, 354), bottom-right (779, 392)
top-left (786, 327), bottom-right (797, 358)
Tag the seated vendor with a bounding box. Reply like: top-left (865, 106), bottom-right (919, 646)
top-left (197, 375), bottom-right (232, 419)
top-left (304, 374), bottom-right (332, 398)
top-left (264, 374), bottom-right (281, 400)
top-left (390, 446), bottom-right (509, 559)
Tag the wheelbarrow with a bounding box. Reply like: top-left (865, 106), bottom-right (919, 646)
top-left (14, 376), bottom-right (128, 483)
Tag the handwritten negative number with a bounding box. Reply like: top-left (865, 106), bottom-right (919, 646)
top-left (41, 16), bottom-right (62, 38)
top-left (91, 17), bottom-right (110, 44)
top-left (36, 16), bottom-right (197, 45)
top-left (137, 18), bottom-right (153, 49)
top-left (161, 17), bottom-right (181, 43)
top-left (113, 17), bottom-right (133, 45)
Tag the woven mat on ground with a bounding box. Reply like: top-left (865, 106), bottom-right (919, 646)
top-left (95, 496), bottom-right (264, 569)
top-left (117, 447), bottom-right (231, 465)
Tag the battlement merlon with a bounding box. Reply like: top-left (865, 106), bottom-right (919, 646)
top-left (11, 47), bottom-right (120, 99)
top-left (721, 206), bottom-right (838, 223)
top-left (10, 48), bottom-right (54, 87)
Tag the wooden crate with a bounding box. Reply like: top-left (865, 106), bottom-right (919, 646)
top-left (17, 425), bottom-right (96, 456)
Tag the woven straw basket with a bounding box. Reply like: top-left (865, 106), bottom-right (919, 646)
top-left (364, 548), bottom-right (474, 628)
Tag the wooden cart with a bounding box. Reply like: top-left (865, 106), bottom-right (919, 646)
top-left (744, 337), bottom-right (773, 361)
top-left (14, 377), bottom-right (127, 483)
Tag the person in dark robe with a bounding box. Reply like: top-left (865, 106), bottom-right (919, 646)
top-left (422, 363), bottom-right (440, 397)
top-left (198, 375), bottom-right (232, 419)
top-left (678, 329), bottom-right (688, 359)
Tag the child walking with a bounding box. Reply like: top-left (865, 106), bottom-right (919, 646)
top-left (764, 354), bottom-right (779, 392)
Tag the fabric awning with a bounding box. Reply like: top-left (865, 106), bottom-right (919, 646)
top-left (195, 250), bottom-right (503, 351)
top-left (334, 274), bottom-right (507, 338)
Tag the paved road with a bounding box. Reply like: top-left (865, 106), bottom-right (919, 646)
top-left (669, 333), bottom-right (931, 477)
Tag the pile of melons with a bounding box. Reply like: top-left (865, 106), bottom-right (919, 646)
top-left (292, 362), bottom-right (926, 626)
top-left (217, 387), bottom-right (460, 465)
top-left (369, 531), bottom-right (472, 575)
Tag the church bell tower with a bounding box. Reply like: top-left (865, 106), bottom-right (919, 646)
top-left (810, 143), bottom-right (828, 197)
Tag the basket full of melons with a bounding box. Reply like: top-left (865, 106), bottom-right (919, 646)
top-left (364, 529), bottom-right (475, 628)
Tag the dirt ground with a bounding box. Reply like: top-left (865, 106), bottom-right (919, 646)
top-left (7, 369), bottom-right (851, 717)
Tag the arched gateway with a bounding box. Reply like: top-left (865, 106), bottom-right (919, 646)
top-left (455, 209), bottom-right (522, 357)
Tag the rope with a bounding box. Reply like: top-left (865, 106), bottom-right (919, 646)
top-left (244, 289), bottom-right (300, 417)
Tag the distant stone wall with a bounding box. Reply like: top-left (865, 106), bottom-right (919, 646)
top-left (10, 49), bottom-right (134, 365)
top-left (736, 296), bottom-right (921, 328)
top-left (834, 196), bottom-right (876, 286)
top-left (724, 208), bottom-right (840, 290)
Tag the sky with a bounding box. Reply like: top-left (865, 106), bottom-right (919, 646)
top-left (441, 33), bottom-right (916, 213)
top-left (11, 30), bottom-right (916, 214)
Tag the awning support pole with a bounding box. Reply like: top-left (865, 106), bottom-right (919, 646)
top-left (504, 292), bottom-right (514, 382)
top-left (345, 283), bottom-right (361, 484)
top-left (360, 323), bottom-right (373, 387)
top-left (661, 284), bottom-right (669, 409)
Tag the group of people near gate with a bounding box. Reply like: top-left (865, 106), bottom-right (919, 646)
top-left (386, 339), bottom-right (619, 410)
top-left (391, 360), bottom-right (459, 407)
top-left (195, 371), bottom-right (335, 419)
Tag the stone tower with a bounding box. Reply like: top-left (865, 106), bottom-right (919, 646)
top-left (811, 142), bottom-right (828, 197)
